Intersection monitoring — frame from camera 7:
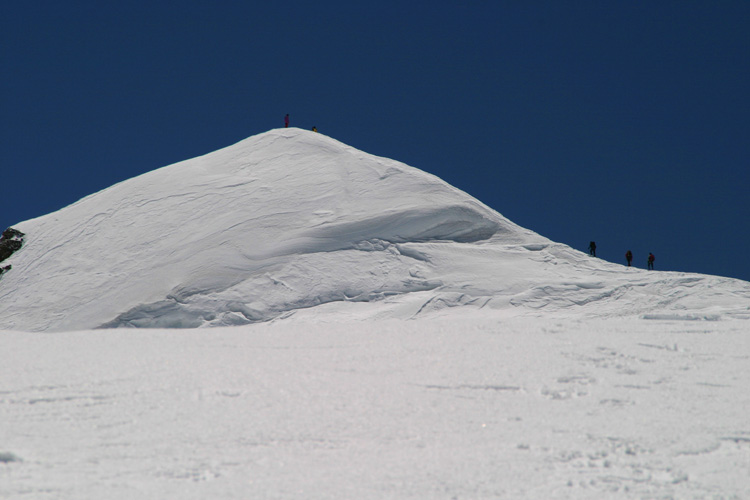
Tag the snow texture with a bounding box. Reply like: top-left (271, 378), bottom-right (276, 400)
top-left (0, 129), bottom-right (749, 498)
top-left (0, 128), bottom-right (748, 332)
top-left (1, 319), bottom-right (749, 499)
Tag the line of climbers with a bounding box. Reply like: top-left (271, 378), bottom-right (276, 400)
top-left (287, 116), bottom-right (654, 272)
top-left (588, 241), bottom-right (655, 270)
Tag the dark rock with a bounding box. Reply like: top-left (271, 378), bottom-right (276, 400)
top-left (0, 227), bottom-right (24, 264)
top-left (1, 228), bottom-right (24, 239)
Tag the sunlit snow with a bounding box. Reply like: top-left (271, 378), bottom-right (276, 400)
top-left (1, 129), bottom-right (748, 498)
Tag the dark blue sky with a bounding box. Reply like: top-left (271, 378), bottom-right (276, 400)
top-left (3, 1), bottom-right (749, 282)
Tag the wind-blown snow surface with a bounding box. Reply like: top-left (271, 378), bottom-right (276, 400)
top-left (2, 318), bottom-right (749, 499)
top-left (1, 130), bottom-right (750, 498)
top-left (0, 128), bottom-right (748, 331)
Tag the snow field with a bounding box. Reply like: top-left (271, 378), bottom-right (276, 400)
top-left (1, 127), bottom-right (749, 499)
top-left (2, 317), bottom-right (748, 499)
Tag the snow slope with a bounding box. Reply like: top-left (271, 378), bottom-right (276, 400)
top-left (1, 129), bottom-right (749, 499)
top-left (0, 128), bottom-right (748, 331)
top-left (2, 318), bottom-right (749, 499)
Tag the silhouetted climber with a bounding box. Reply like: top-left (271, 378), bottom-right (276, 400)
top-left (647, 252), bottom-right (655, 270)
top-left (284, 114), bottom-right (290, 128)
top-left (312, 126), bottom-right (318, 132)
top-left (625, 250), bottom-right (633, 267)
top-left (588, 241), bottom-right (597, 257)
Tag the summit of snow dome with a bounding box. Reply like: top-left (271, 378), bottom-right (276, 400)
top-left (0, 128), bottom-right (748, 331)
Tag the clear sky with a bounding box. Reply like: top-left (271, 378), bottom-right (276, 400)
top-left (3, 1), bottom-right (749, 282)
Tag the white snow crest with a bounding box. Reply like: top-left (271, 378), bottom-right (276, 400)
top-left (0, 128), bottom-right (748, 331)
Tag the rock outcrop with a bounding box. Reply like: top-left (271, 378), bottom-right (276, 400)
top-left (0, 228), bottom-right (24, 274)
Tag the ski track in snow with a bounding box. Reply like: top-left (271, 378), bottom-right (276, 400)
top-left (1, 317), bottom-right (749, 499)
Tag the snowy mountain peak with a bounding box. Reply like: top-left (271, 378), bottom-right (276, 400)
top-left (0, 129), bottom-right (748, 331)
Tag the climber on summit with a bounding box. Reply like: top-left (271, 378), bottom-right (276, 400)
top-left (284, 114), bottom-right (290, 128)
top-left (647, 252), bottom-right (655, 270)
top-left (625, 250), bottom-right (633, 267)
top-left (588, 241), bottom-right (597, 257)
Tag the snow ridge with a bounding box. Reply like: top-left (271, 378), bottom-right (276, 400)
top-left (0, 128), bottom-right (748, 331)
